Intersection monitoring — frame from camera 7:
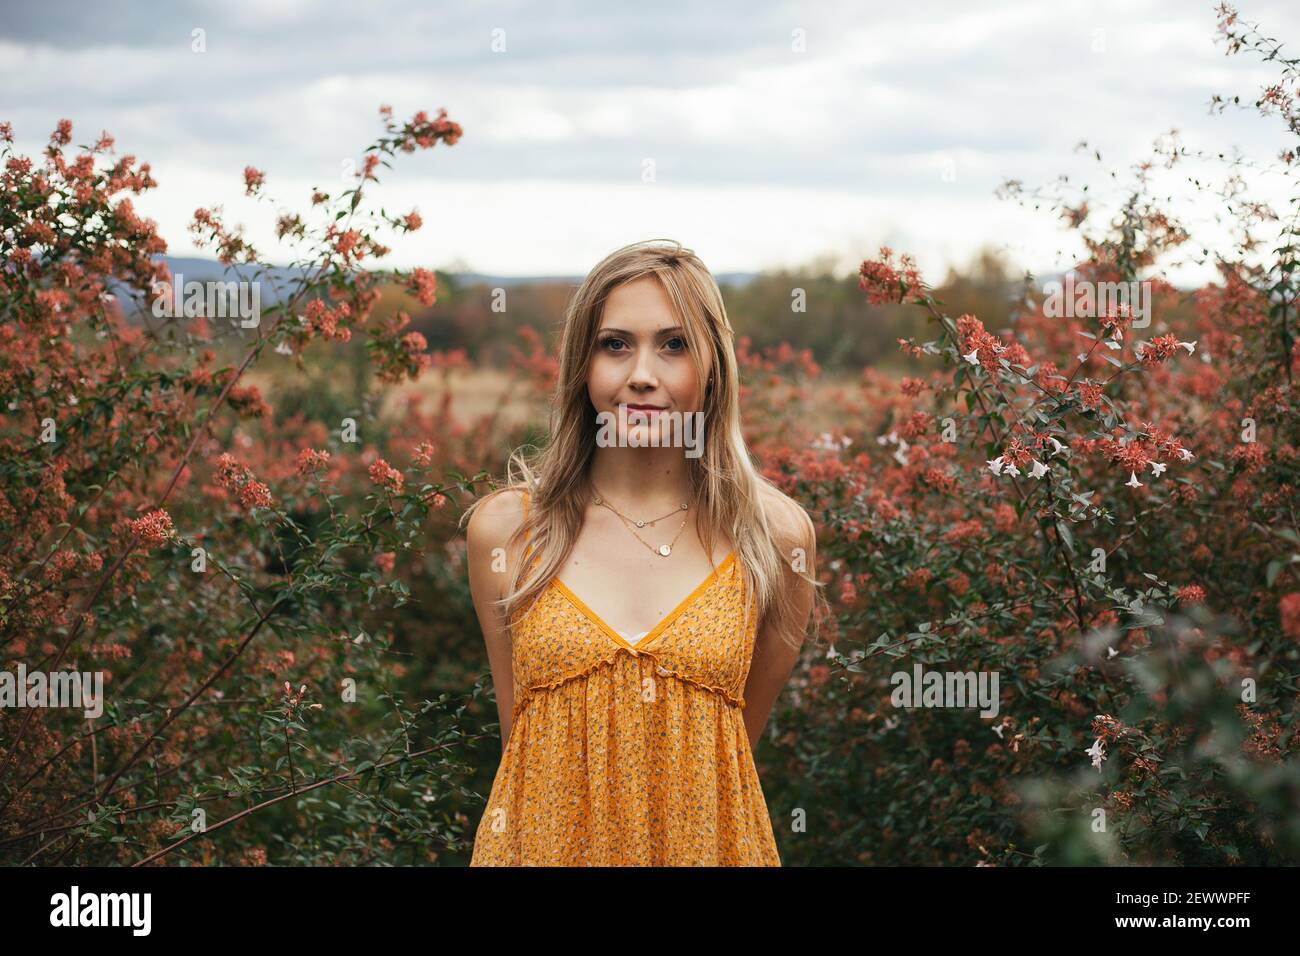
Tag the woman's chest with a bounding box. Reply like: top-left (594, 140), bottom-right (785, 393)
top-left (511, 561), bottom-right (757, 695)
top-left (551, 548), bottom-right (737, 637)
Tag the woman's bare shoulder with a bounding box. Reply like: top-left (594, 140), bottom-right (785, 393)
top-left (466, 486), bottom-right (530, 560)
top-left (756, 482), bottom-right (816, 559)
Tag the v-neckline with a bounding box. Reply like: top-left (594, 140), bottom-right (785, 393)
top-left (550, 551), bottom-right (737, 654)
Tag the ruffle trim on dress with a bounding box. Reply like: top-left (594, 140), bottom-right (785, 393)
top-left (510, 645), bottom-right (745, 724)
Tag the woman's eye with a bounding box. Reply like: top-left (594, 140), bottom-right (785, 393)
top-left (665, 337), bottom-right (686, 351)
top-left (599, 337), bottom-right (626, 352)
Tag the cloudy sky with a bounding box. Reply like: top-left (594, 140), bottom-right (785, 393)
top-left (2, 0), bottom-right (1297, 283)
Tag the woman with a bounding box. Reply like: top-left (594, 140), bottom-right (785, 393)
top-left (461, 239), bottom-right (822, 866)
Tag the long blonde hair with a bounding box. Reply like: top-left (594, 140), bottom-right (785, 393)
top-left (460, 238), bottom-right (824, 650)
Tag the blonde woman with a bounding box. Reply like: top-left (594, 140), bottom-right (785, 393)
top-left (461, 239), bottom-right (823, 866)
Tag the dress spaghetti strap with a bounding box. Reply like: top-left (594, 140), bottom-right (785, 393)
top-left (516, 488), bottom-right (541, 574)
top-left (520, 488), bottom-right (533, 548)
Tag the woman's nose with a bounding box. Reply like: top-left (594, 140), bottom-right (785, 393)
top-left (628, 352), bottom-right (659, 388)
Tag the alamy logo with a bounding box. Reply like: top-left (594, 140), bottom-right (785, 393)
top-left (1042, 274), bottom-right (1151, 328)
top-left (49, 886), bottom-right (151, 936)
top-left (151, 272), bottom-right (261, 328)
top-left (890, 664), bottom-right (1000, 718)
top-left (0, 664), bottom-right (104, 719)
top-left (595, 406), bottom-right (705, 458)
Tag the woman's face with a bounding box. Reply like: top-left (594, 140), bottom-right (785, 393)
top-left (587, 275), bottom-right (707, 445)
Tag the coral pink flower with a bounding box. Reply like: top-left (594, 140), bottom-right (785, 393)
top-left (239, 481), bottom-right (273, 509)
top-left (1280, 592), bottom-right (1300, 641)
top-left (858, 246), bottom-right (924, 305)
top-left (129, 509), bottom-right (174, 547)
top-left (407, 268), bottom-right (438, 307)
top-left (243, 166), bottom-right (265, 195)
top-left (412, 441), bottom-right (437, 467)
top-left (368, 458), bottom-right (404, 492)
top-left (296, 448), bottom-right (331, 476)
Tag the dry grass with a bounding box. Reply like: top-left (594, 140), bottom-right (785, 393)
top-left (383, 367), bottom-right (541, 429)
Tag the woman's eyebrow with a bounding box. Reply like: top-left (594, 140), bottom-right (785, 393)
top-left (598, 326), bottom-right (685, 336)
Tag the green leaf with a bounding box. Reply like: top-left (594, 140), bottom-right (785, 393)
top-left (1266, 560), bottom-right (1283, 587)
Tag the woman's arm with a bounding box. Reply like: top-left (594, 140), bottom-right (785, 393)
top-left (742, 494), bottom-right (817, 749)
top-left (466, 489), bottom-right (528, 743)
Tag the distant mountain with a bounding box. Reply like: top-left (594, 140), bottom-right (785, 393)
top-left (147, 257), bottom-right (757, 290)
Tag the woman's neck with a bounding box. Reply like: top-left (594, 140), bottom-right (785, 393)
top-left (586, 447), bottom-right (694, 511)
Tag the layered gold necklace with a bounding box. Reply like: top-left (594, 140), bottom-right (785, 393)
top-left (589, 482), bottom-right (690, 557)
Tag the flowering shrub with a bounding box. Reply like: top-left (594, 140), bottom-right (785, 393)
top-left (757, 4), bottom-right (1300, 864)
top-left (0, 104), bottom-right (499, 865)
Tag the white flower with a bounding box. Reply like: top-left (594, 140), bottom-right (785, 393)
top-left (963, 347), bottom-right (981, 365)
top-left (812, 432), bottom-right (850, 451)
top-left (1047, 436), bottom-right (1069, 456)
top-left (275, 341), bottom-right (294, 356)
top-left (987, 456), bottom-right (1006, 475)
top-left (1106, 646), bottom-right (1118, 658)
top-left (1085, 737), bottom-right (1107, 772)
top-left (1126, 471), bottom-right (1143, 488)
top-left (1149, 461), bottom-right (1166, 477)
top-left (1004, 462), bottom-right (1021, 478)
top-left (1177, 447), bottom-right (1195, 461)
top-left (1029, 459), bottom-right (1049, 479)
top-left (1179, 340), bottom-right (1197, 355)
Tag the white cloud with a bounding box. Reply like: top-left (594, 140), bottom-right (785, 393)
top-left (3, 0), bottom-right (1299, 283)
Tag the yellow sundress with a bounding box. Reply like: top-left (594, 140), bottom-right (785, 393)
top-left (469, 493), bottom-right (781, 866)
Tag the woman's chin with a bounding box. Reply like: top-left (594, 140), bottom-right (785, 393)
top-left (622, 423), bottom-right (675, 447)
